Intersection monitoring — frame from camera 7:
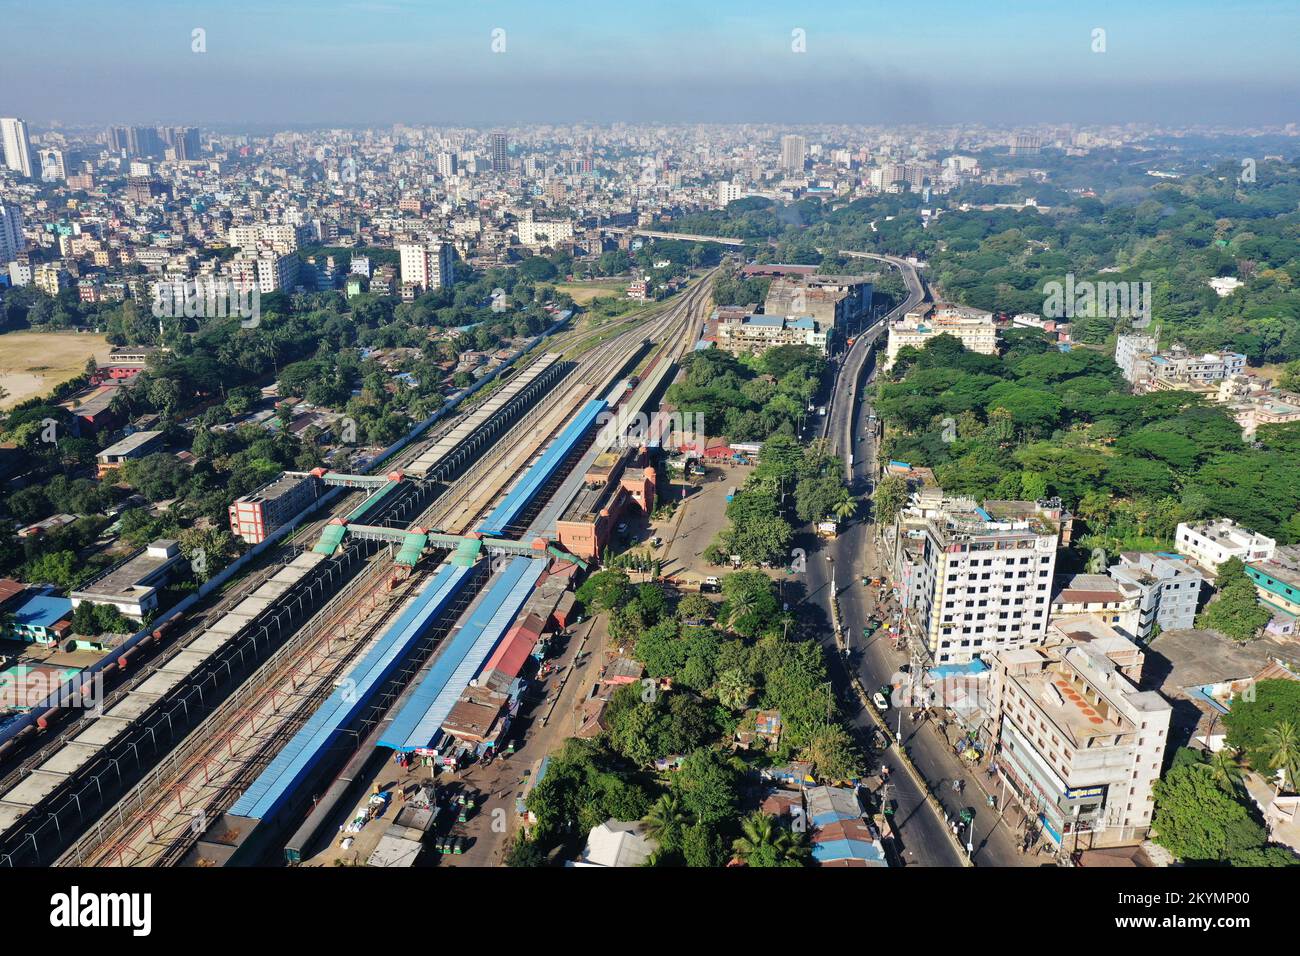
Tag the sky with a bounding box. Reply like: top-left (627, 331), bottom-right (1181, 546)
top-left (2, 0), bottom-right (1299, 127)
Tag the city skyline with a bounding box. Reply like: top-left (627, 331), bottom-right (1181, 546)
top-left (2, 0), bottom-right (1298, 126)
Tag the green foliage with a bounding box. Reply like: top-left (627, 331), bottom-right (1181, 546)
top-left (1151, 763), bottom-right (1272, 863)
top-left (1225, 680), bottom-right (1300, 773)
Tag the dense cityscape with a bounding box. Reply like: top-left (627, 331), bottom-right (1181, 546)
top-left (0, 0), bottom-right (1296, 939)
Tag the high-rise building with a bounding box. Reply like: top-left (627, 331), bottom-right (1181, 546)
top-left (124, 126), bottom-right (163, 159)
top-left (161, 126), bottom-right (202, 161)
top-left (889, 495), bottom-right (1068, 664)
top-left (490, 131), bottom-right (508, 172)
top-left (0, 201), bottom-right (25, 266)
top-left (0, 118), bottom-right (34, 178)
top-left (987, 635), bottom-right (1171, 848)
top-left (436, 151), bottom-right (457, 178)
top-left (38, 147), bottom-right (66, 182)
top-left (398, 240), bottom-right (455, 291)
top-left (780, 134), bottom-right (806, 173)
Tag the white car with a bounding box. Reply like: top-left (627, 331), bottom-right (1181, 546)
top-left (872, 692), bottom-right (890, 711)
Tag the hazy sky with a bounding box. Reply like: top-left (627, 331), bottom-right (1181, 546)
top-left (3, 0), bottom-right (1298, 127)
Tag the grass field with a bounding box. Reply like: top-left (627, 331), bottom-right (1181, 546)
top-left (0, 331), bottom-right (112, 409)
top-left (556, 281), bottom-right (627, 305)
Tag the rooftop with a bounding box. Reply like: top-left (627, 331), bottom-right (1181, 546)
top-left (97, 430), bottom-right (163, 459)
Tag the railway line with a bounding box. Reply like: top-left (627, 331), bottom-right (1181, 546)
top-left (20, 269), bottom-right (716, 868)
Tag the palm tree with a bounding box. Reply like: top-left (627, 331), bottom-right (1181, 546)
top-left (831, 493), bottom-right (856, 523)
top-left (725, 589), bottom-right (758, 631)
top-left (641, 794), bottom-right (692, 844)
top-left (715, 668), bottom-right (754, 711)
top-left (1262, 721), bottom-right (1300, 793)
top-left (731, 811), bottom-right (810, 867)
top-left (1199, 748), bottom-right (1244, 794)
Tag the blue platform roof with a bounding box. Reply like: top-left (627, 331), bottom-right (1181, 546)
top-left (379, 556), bottom-right (546, 752)
top-left (477, 399), bottom-right (606, 537)
top-left (231, 561), bottom-right (474, 821)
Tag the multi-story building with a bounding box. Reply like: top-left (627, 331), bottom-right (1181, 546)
top-left (398, 240), bottom-right (454, 292)
top-left (780, 134), bottom-right (806, 172)
top-left (228, 471), bottom-right (321, 544)
top-left (1175, 519), bottom-right (1276, 576)
top-left (517, 212), bottom-right (573, 248)
top-left (490, 131), bottom-right (508, 172)
top-left (988, 638), bottom-right (1171, 848)
top-left (1244, 546), bottom-right (1300, 629)
top-left (38, 147), bottom-right (67, 182)
top-left (715, 312), bottom-right (828, 355)
top-left (1107, 551), bottom-right (1203, 639)
top-left (1050, 574), bottom-right (1139, 636)
top-left (554, 446), bottom-right (656, 562)
top-left (885, 303), bottom-right (998, 368)
top-left (892, 495), bottom-right (1067, 664)
top-left (1114, 331), bottom-right (1158, 386)
top-left (230, 250), bottom-right (299, 293)
top-left (0, 201), bottom-right (25, 266)
top-left (228, 223), bottom-right (300, 254)
top-left (0, 117), bottom-right (34, 178)
top-left (1148, 344), bottom-right (1246, 389)
top-left (716, 181), bottom-right (744, 207)
top-left (762, 274), bottom-right (873, 333)
top-left (33, 262), bottom-right (68, 296)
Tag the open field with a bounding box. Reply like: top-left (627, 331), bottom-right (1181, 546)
top-left (555, 280), bottom-right (626, 304)
top-left (0, 331), bottom-right (112, 409)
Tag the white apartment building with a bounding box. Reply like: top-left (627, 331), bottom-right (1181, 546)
top-left (1148, 344), bottom-right (1246, 388)
top-left (0, 117), bottom-right (34, 178)
top-left (33, 262), bottom-right (67, 296)
top-left (516, 213), bottom-right (573, 248)
top-left (227, 223), bottom-right (300, 254)
top-left (229, 251), bottom-right (299, 293)
top-left (398, 240), bottom-right (455, 292)
top-left (989, 639), bottom-right (1171, 848)
top-left (1114, 331), bottom-right (1157, 386)
top-left (780, 134), bottom-right (806, 172)
top-left (1175, 519), bottom-right (1276, 574)
top-left (0, 201), bottom-right (25, 266)
top-left (716, 181), bottom-right (744, 207)
top-left (885, 304), bottom-right (997, 368)
top-left (893, 497), bottom-right (1066, 664)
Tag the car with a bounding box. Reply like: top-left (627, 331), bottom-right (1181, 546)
top-left (872, 692), bottom-right (890, 710)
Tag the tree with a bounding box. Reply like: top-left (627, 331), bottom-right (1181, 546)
top-left (1200, 748), bottom-right (1244, 795)
top-left (575, 569), bottom-right (631, 614)
top-left (714, 668), bottom-right (754, 711)
top-left (641, 793), bottom-right (692, 849)
top-left (1225, 680), bottom-right (1300, 773)
top-left (801, 723), bottom-right (864, 782)
top-left (873, 474), bottom-right (910, 527)
top-left (720, 571), bottom-right (780, 638)
top-left (731, 811), bottom-right (810, 867)
top-left (1261, 721), bottom-right (1300, 793)
top-left (1197, 558), bottom-right (1270, 642)
top-left (673, 749), bottom-right (741, 827)
top-left (1151, 763), bottom-right (1269, 863)
top-left (676, 592), bottom-right (714, 624)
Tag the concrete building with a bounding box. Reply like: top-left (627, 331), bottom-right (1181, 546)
top-left (1175, 519), bottom-right (1276, 576)
top-left (762, 274), bottom-right (873, 333)
top-left (715, 312), bottom-right (828, 355)
top-left (0, 201), bottom-right (24, 267)
top-left (1114, 331), bottom-right (1158, 386)
top-left (885, 303), bottom-right (997, 368)
top-left (230, 250), bottom-right (299, 293)
top-left (1148, 344), bottom-right (1247, 390)
top-left (96, 430), bottom-right (164, 478)
top-left (228, 471), bottom-right (321, 544)
top-left (780, 134), bottom-right (806, 172)
top-left (891, 495), bottom-right (1068, 664)
top-left (1050, 573), bottom-right (1139, 637)
top-left (988, 638), bottom-right (1171, 848)
top-left (398, 240), bottom-right (454, 292)
top-left (70, 539), bottom-right (184, 620)
top-left (0, 117), bottom-right (34, 178)
top-left (554, 447), bottom-right (656, 562)
top-left (1108, 551), bottom-right (1203, 639)
top-left (1245, 546), bottom-right (1300, 628)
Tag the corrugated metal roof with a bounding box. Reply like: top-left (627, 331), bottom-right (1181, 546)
top-left (379, 557), bottom-right (546, 752)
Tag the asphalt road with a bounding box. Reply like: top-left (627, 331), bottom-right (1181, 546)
top-left (801, 254), bottom-right (1032, 867)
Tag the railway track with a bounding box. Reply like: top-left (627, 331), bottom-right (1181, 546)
top-left (53, 270), bottom-right (716, 867)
